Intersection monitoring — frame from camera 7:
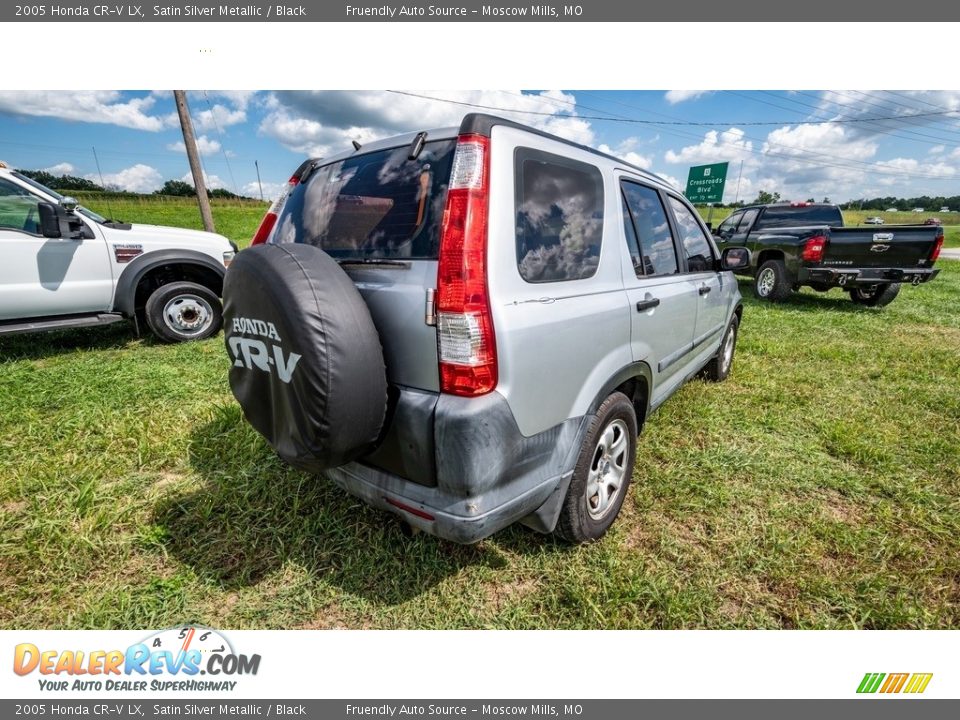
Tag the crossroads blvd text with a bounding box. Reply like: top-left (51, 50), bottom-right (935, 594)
top-left (345, 4), bottom-right (584, 18)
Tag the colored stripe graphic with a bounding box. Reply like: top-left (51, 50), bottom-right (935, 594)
top-left (857, 673), bottom-right (885, 693)
top-left (904, 673), bottom-right (933, 694)
top-left (880, 673), bottom-right (909, 693)
top-left (857, 672), bottom-right (932, 694)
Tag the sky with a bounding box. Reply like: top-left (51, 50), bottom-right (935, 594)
top-left (0, 90), bottom-right (958, 203)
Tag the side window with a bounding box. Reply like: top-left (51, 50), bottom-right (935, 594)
top-left (621, 181), bottom-right (678, 277)
top-left (717, 212), bottom-right (741, 235)
top-left (515, 148), bottom-right (604, 283)
top-left (737, 208), bottom-right (759, 233)
top-left (669, 196), bottom-right (715, 273)
top-left (0, 178), bottom-right (41, 235)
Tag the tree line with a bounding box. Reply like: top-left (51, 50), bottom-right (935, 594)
top-left (15, 169), bottom-right (246, 199)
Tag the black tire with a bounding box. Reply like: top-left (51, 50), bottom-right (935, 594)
top-left (849, 283), bottom-right (901, 308)
top-left (223, 243), bottom-right (387, 472)
top-left (145, 281), bottom-right (223, 343)
top-left (753, 259), bottom-right (792, 302)
top-left (702, 314), bottom-right (739, 382)
top-left (555, 392), bottom-right (638, 544)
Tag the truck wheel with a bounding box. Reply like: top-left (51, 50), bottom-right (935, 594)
top-left (555, 392), bottom-right (637, 544)
top-left (753, 260), bottom-right (792, 302)
top-left (849, 283), bottom-right (901, 308)
top-left (702, 314), bottom-right (739, 382)
top-left (145, 281), bottom-right (223, 343)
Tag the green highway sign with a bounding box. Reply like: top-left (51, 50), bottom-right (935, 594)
top-left (685, 162), bottom-right (729, 204)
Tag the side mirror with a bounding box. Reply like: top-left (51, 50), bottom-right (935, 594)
top-left (705, 222), bottom-right (713, 231)
top-left (38, 202), bottom-right (62, 238)
top-left (720, 246), bottom-right (750, 271)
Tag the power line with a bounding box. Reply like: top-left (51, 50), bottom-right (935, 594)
top-left (386, 90), bottom-right (959, 127)
top-left (497, 90), bottom-right (958, 181)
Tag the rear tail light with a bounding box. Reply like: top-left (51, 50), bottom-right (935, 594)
top-left (801, 234), bottom-right (828, 263)
top-left (251, 175), bottom-right (298, 245)
top-left (436, 134), bottom-right (496, 397)
top-left (930, 229), bottom-right (944, 263)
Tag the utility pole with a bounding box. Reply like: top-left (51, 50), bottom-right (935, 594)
top-left (254, 160), bottom-right (264, 201)
top-left (173, 90), bottom-right (215, 233)
top-left (735, 160), bottom-right (744, 205)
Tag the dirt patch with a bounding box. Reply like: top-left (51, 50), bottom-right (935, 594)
top-left (819, 489), bottom-right (864, 525)
top-left (1, 499), bottom-right (27, 515)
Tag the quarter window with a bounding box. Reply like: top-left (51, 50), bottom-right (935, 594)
top-left (620, 181), bottom-right (678, 277)
top-left (0, 178), bottom-right (41, 235)
top-left (669, 197), bottom-right (715, 273)
top-left (737, 208), bottom-right (760, 233)
top-left (515, 148), bottom-right (604, 283)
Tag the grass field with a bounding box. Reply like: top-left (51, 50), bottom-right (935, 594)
top-left (1, 199), bottom-right (958, 630)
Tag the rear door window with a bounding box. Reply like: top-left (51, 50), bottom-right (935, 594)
top-left (270, 139), bottom-right (456, 259)
top-left (668, 196), bottom-right (715, 273)
top-left (515, 148), bottom-right (604, 283)
top-left (621, 181), bottom-right (678, 277)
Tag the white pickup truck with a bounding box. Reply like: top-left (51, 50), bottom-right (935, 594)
top-left (0, 162), bottom-right (236, 342)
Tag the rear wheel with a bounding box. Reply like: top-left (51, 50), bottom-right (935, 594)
top-left (849, 283), bottom-right (901, 308)
top-left (555, 392), bottom-right (637, 543)
top-left (145, 281), bottom-right (222, 343)
top-left (753, 259), bottom-right (792, 302)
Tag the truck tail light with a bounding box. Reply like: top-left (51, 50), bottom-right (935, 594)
top-left (801, 234), bottom-right (828, 263)
top-left (930, 229), bottom-right (944, 263)
top-left (251, 175), bottom-right (298, 245)
top-left (436, 134), bottom-right (496, 397)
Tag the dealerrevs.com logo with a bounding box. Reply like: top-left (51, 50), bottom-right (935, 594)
top-left (13, 626), bottom-right (261, 692)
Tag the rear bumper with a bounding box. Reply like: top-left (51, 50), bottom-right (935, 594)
top-left (327, 390), bottom-right (585, 544)
top-left (800, 266), bottom-right (939, 288)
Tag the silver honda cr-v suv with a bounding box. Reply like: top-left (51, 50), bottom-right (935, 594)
top-left (223, 113), bottom-right (748, 543)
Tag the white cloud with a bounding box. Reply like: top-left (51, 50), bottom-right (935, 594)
top-left (665, 90), bottom-right (711, 105)
top-left (872, 157), bottom-right (955, 186)
top-left (242, 180), bottom-right (286, 201)
top-left (666, 128), bottom-right (755, 166)
top-left (181, 171), bottom-right (227, 190)
top-left (167, 135), bottom-right (222, 156)
top-left (89, 164), bottom-right (163, 193)
top-left (43, 162), bottom-right (75, 175)
top-left (0, 91), bottom-right (175, 131)
top-left (928, 145), bottom-right (946, 155)
top-left (598, 138), bottom-right (653, 170)
top-left (258, 90), bottom-right (595, 158)
top-left (192, 104), bottom-right (247, 133)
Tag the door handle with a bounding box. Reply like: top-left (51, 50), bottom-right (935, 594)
top-left (636, 298), bottom-right (660, 312)
top-left (698, 284), bottom-right (712, 296)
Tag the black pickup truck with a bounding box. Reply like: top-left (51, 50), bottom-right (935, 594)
top-left (713, 202), bottom-right (943, 307)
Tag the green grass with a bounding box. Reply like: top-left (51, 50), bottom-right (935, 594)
top-left (1, 201), bottom-right (958, 629)
top-left (73, 194), bottom-right (269, 248)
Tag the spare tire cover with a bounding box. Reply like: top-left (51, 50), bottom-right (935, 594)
top-left (223, 243), bottom-right (388, 471)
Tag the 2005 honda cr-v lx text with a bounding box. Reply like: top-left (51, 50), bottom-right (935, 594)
top-left (223, 113), bottom-right (750, 543)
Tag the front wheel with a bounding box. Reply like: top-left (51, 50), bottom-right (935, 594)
top-left (145, 281), bottom-right (223, 343)
top-left (849, 283), bottom-right (901, 308)
top-left (554, 392), bottom-right (638, 543)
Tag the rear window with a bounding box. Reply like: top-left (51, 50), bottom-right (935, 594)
top-left (755, 205), bottom-right (842, 229)
top-left (270, 139), bottom-right (456, 259)
top-left (515, 148), bottom-right (604, 283)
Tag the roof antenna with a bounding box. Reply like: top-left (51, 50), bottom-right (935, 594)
top-left (352, 140), bottom-right (362, 151)
top-left (92, 146), bottom-right (116, 222)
